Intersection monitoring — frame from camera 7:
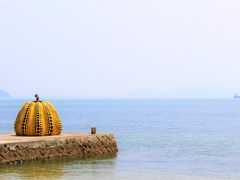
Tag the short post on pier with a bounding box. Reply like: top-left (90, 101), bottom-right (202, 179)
top-left (91, 127), bottom-right (96, 134)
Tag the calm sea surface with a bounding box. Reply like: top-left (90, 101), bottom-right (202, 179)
top-left (1, 99), bottom-right (240, 179)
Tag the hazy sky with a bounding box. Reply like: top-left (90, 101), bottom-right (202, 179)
top-left (0, 0), bottom-right (240, 99)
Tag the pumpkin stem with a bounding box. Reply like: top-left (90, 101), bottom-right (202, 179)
top-left (35, 94), bottom-right (40, 102)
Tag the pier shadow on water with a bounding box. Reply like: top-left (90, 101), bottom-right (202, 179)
top-left (0, 155), bottom-right (117, 179)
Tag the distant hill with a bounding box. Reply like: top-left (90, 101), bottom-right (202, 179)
top-left (0, 90), bottom-right (11, 99)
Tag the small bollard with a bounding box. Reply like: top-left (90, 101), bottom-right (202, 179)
top-left (91, 127), bottom-right (96, 134)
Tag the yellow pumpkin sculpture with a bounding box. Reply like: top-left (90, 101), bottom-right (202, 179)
top-left (14, 94), bottom-right (62, 136)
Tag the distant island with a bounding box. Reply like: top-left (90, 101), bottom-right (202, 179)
top-left (0, 90), bottom-right (11, 99)
top-left (233, 94), bottom-right (240, 98)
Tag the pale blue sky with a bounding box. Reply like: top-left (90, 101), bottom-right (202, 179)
top-left (0, 0), bottom-right (239, 99)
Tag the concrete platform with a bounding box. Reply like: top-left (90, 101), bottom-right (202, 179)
top-left (0, 133), bottom-right (93, 144)
top-left (0, 133), bottom-right (118, 165)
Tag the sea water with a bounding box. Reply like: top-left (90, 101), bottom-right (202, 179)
top-left (0, 99), bottom-right (240, 179)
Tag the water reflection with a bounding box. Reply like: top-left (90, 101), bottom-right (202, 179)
top-left (0, 155), bottom-right (117, 179)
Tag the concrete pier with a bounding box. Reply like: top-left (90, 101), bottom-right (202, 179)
top-left (0, 133), bottom-right (118, 164)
